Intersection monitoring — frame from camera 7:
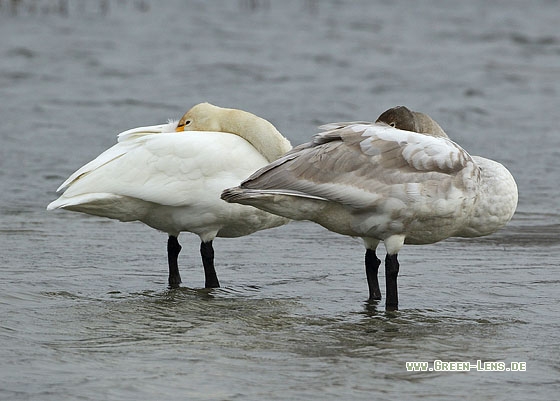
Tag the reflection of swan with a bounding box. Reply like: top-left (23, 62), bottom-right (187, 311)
top-left (48, 103), bottom-right (292, 288)
top-left (222, 107), bottom-right (518, 310)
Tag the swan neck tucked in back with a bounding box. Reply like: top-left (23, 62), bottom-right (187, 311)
top-left (217, 106), bottom-right (292, 162)
top-left (411, 111), bottom-right (448, 138)
top-left (180, 103), bottom-right (291, 162)
top-left (375, 106), bottom-right (448, 138)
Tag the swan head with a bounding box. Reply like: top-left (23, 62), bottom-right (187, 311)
top-left (376, 106), bottom-right (416, 130)
top-left (175, 102), bottom-right (292, 162)
top-left (175, 102), bottom-right (222, 132)
top-left (376, 106), bottom-right (448, 138)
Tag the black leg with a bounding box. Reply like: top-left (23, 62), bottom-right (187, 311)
top-left (167, 235), bottom-right (182, 288)
top-left (385, 253), bottom-right (399, 310)
top-left (365, 249), bottom-right (382, 301)
top-left (200, 241), bottom-right (220, 288)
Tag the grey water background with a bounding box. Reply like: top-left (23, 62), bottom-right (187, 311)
top-left (1, 0), bottom-right (559, 399)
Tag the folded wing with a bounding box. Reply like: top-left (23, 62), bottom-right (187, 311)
top-left (239, 123), bottom-right (478, 210)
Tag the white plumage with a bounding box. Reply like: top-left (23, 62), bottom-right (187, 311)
top-left (222, 106), bottom-right (518, 309)
top-left (48, 103), bottom-right (292, 288)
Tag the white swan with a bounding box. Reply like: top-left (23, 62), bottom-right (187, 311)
top-left (48, 102), bottom-right (292, 288)
top-left (222, 106), bottom-right (518, 310)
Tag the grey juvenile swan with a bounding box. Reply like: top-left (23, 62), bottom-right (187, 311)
top-left (222, 106), bottom-right (518, 310)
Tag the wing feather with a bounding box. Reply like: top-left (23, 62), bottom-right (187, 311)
top-left (57, 122), bottom-right (178, 192)
top-left (58, 132), bottom-right (268, 208)
top-left (241, 123), bottom-right (478, 209)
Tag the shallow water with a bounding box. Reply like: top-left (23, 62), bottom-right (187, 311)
top-left (1, 0), bottom-right (559, 400)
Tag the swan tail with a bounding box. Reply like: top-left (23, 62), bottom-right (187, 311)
top-left (221, 187), bottom-right (328, 222)
top-left (221, 187), bottom-right (326, 204)
top-left (47, 193), bottom-right (119, 210)
top-left (47, 193), bottom-right (147, 222)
